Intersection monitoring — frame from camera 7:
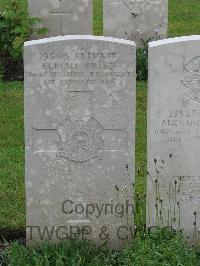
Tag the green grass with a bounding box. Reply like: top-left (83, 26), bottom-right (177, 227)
top-left (1, 229), bottom-right (199, 265)
top-left (135, 82), bottom-right (147, 226)
top-left (93, 0), bottom-right (103, 36)
top-left (169, 0), bottom-right (200, 37)
top-left (0, 82), bottom-right (24, 231)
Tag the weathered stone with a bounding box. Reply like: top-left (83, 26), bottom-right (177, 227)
top-left (104, 0), bottom-right (168, 47)
top-left (147, 36), bottom-right (200, 244)
top-left (28, 0), bottom-right (93, 38)
top-left (24, 36), bottom-right (136, 248)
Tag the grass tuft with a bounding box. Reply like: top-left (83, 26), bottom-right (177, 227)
top-left (1, 229), bottom-right (199, 265)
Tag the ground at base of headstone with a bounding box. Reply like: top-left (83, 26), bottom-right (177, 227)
top-left (0, 229), bottom-right (25, 252)
top-left (0, 228), bottom-right (199, 265)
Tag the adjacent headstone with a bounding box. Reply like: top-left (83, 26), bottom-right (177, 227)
top-left (104, 0), bottom-right (168, 47)
top-left (28, 0), bottom-right (93, 38)
top-left (147, 36), bottom-right (200, 244)
top-left (24, 36), bottom-right (136, 248)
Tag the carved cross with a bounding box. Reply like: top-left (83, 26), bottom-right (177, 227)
top-left (50, 0), bottom-right (75, 35)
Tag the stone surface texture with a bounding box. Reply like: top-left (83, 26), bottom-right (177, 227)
top-left (104, 0), bottom-right (168, 47)
top-left (28, 0), bottom-right (93, 38)
top-left (24, 36), bottom-right (136, 248)
top-left (147, 36), bottom-right (200, 244)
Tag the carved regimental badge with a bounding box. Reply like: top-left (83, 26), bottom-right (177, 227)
top-left (182, 56), bottom-right (200, 104)
top-left (57, 118), bottom-right (103, 162)
top-left (122, 0), bottom-right (145, 16)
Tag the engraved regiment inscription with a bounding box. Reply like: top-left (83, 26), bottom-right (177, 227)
top-left (24, 36), bottom-right (136, 248)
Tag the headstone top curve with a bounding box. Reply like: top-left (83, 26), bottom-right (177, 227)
top-left (24, 35), bottom-right (136, 47)
top-left (149, 35), bottom-right (200, 48)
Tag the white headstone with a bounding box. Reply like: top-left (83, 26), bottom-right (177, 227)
top-left (28, 0), bottom-right (93, 38)
top-left (24, 35), bottom-right (136, 248)
top-left (104, 0), bottom-right (168, 47)
top-left (147, 36), bottom-right (200, 244)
